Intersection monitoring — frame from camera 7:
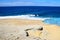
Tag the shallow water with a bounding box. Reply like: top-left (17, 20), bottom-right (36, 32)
top-left (44, 18), bottom-right (60, 26)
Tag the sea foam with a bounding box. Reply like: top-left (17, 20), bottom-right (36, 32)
top-left (0, 15), bottom-right (50, 20)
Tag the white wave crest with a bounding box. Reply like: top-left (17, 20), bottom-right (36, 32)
top-left (0, 15), bottom-right (50, 20)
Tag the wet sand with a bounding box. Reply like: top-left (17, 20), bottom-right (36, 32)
top-left (0, 19), bottom-right (60, 40)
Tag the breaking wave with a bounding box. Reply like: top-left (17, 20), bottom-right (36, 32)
top-left (0, 14), bottom-right (50, 20)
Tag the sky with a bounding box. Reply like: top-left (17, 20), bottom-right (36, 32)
top-left (0, 0), bottom-right (60, 6)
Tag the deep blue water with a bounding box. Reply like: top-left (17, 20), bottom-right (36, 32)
top-left (0, 6), bottom-right (60, 17)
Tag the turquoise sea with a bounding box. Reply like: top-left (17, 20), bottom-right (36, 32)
top-left (44, 18), bottom-right (60, 26)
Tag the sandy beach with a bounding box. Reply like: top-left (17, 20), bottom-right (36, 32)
top-left (0, 18), bottom-right (60, 40)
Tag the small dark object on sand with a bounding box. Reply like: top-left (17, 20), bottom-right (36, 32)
top-left (16, 37), bottom-right (19, 39)
top-left (37, 27), bottom-right (43, 31)
top-left (25, 28), bottom-right (33, 31)
top-left (26, 32), bottom-right (29, 37)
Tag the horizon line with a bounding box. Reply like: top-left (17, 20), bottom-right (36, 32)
top-left (0, 6), bottom-right (60, 7)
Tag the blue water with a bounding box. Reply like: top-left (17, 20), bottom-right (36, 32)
top-left (0, 6), bottom-right (60, 26)
top-left (44, 18), bottom-right (60, 26)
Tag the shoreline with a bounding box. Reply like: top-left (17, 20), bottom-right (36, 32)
top-left (0, 15), bottom-right (50, 20)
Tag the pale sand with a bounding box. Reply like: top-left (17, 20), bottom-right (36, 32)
top-left (0, 19), bottom-right (60, 40)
